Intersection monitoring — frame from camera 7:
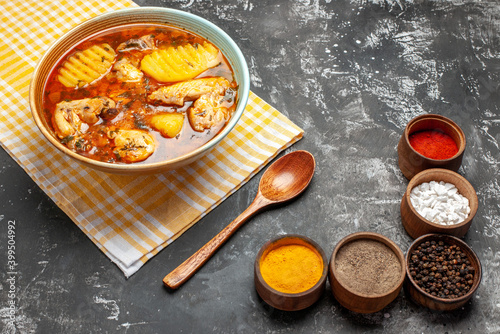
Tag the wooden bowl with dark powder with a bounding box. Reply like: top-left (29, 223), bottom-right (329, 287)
top-left (328, 232), bottom-right (405, 313)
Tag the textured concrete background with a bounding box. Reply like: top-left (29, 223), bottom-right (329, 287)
top-left (1, 0), bottom-right (499, 333)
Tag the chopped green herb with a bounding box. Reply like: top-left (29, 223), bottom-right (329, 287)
top-left (75, 138), bottom-right (85, 150)
top-left (133, 114), bottom-right (148, 130)
top-left (61, 135), bottom-right (74, 144)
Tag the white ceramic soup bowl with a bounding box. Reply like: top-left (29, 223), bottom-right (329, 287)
top-left (30, 7), bottom-right (250, 174)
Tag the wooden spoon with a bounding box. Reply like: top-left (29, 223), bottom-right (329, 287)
top-left (163, 150), bottom-right (316, 289)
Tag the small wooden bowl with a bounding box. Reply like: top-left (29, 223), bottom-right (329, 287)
top-left (401, 168), bottom-right (478, 239)
top-left (328, 232), bottom-right (405, 313)
top-left (398, 114), bottom-right (466, 180)
top-left (254, 235), bottom-right (328, 311)
top-left (404, 234), bottom-right (482, 311)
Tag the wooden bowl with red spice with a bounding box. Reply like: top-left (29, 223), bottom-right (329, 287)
top-left (398, 114), bottom-right (466, 180)
top-left (254, 235), bottom-right (328, 311)
top-left (400, 168), bottom-right (478, 239)
top-left (404, 233), bottom-right (482, 311)
top-left (328, 232), bottom-right (405, 313)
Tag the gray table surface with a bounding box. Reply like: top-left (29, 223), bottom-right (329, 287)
top-left (1, 0), bottom-right (499, 333)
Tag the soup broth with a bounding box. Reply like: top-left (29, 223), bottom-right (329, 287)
top-left (43, 23), bottom-right (238, 164)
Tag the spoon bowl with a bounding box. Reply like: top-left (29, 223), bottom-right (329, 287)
top-left (163, 150), bottom-right (316, 289)
top-left (259, 151), bottom-right (315, 202)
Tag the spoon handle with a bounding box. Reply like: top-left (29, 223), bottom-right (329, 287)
top-left (163, 194), bottom-right (270, 289)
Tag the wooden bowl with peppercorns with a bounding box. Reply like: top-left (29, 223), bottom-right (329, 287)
top-left (401, 168), bottom-right (478, 239)
top-left (398, 114), bottom-right (466, 180)
top-left (405, 233), bottom-right (482, 311)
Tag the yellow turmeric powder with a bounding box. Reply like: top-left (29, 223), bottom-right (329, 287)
top-left (260, 243), bottom-right (323, 294)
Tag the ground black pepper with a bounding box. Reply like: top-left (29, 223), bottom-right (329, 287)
top-left (408, 240), bottom-right (475, 299)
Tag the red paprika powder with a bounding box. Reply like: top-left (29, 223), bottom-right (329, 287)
top-left (409, 129), bottom-right (458, 160)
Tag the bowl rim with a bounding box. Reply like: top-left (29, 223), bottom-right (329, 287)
top-left (254, 234), bottom-right (328, 298)
top-left (405, 233), bottom-right (482, 304)
top-left (404, 168), bottom-right (478, 230)
top-left (329, 231), bottom-right (406, 299)
top-left (403, 113), bottom-right (466, 162)
top-left (29, 7), bottom-right (250, 173)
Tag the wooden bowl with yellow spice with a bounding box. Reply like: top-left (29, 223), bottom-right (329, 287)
top-left (329, 232), bottom-right (405, 313)
top-left (254, 235), bottom-right (328, 311)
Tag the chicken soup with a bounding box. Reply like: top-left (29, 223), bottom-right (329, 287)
top-left (42, 23), bottom-right (238, 164)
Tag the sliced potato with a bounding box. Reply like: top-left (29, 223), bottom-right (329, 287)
top-left (149, 113), bottom-right (184, 138)
top-left (57, 43), bottom-right (116, 88)
top-left (140, 42), bottom-right (220, 83)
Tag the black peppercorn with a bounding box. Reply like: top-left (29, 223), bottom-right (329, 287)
top-left (408, 239), bottom-right (475, 299)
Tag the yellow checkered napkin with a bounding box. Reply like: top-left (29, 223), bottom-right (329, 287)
top-left (0, 0), bottom-right (303, 276)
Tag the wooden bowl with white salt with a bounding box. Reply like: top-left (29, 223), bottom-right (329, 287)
top-left (401, 168), bottom-right (478, 239)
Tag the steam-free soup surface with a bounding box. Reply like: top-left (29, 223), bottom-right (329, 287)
top-left (43, 23), bottom-right (237, 164)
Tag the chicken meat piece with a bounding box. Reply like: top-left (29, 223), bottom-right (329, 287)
top-left (53, 97), bottom-right (115, 139)
top-left (116, 35), bottom-right (155, 52)
top-left (148, 77), bottom-right (230, 106)
top-left (187, 92), bottom-right (230, 132)
top-left (113, 58), bottom-right (144, 82)
top-left (108, 129), bottom-right (156, 163)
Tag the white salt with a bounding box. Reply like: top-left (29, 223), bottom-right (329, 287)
top-left (409, 181), bottom-right (471, 225)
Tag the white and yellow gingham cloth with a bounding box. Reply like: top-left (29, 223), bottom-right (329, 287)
top-left (0, 0), bottom-right (303, 277)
